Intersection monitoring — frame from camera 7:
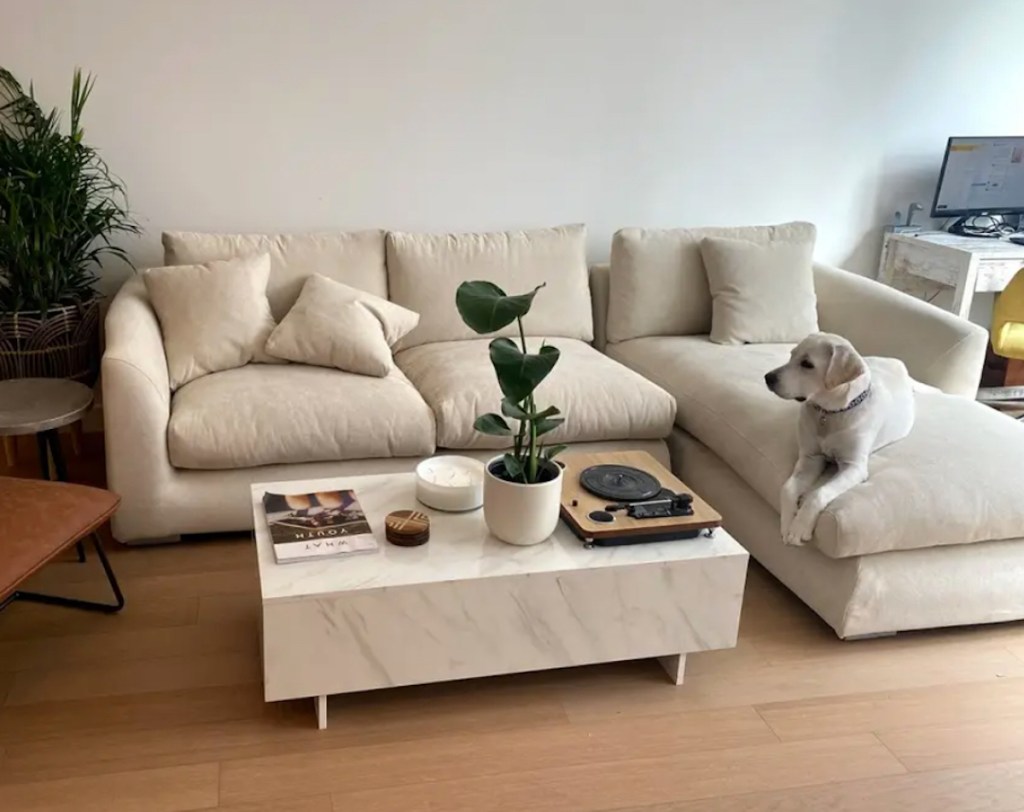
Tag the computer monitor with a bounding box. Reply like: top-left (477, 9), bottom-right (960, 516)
top-left (931, 136), bottom-right (1024, 218)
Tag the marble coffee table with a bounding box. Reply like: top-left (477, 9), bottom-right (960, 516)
top-left (251, 472), bottom-right (748, 729)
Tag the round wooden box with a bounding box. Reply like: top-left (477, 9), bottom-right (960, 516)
top-left (384, 510), bottom-right (431, 547)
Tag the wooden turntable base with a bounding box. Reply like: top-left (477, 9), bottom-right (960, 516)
top-left (559, 450), bottom-right (722, 543)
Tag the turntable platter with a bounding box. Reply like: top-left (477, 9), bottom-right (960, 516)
top-left (579, 464), bottom-right (662, 502)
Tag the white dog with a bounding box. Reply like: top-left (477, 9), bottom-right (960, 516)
top-left (765, 333), bottom-right (915, 546)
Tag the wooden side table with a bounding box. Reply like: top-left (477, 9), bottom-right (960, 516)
top-left (0, 378), bottom-right (95, 561)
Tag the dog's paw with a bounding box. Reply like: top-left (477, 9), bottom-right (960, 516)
top-left (782, 528), bottom-right (806, 547)
top-left (779, 491), bottom-right (798, 535)
top-left (785, 507), bottom-right (818, 546)
top-left (779, 508), bottom-right (796, 540)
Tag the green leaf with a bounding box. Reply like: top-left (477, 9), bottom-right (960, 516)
top-left (543, 444), bottom-right (568, 461)
top-left (502, 453), bottom-right (525, 481)
top-left (488, 338), bottom-right (560, 404)
top-left (500, 397), bottom-right (530, 421)
top-left (501, 399), bottom-right (560, 422)
top-left (455, 281), bottom-right (544, 334)
top-left (534, 416), bottom-right (564, 436)
top-left (0, 67), bottom-right (139, 314)
top-left (473, 413), bottom-right (513, 436)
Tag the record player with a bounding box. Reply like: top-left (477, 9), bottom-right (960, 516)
top-left (559, 450), bottom-right (721, 547)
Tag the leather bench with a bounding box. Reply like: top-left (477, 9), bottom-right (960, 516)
top-left (0, 477), bottom-right (124, 613)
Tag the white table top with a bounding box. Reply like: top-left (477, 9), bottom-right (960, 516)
top-left (896, 231), bottom-right (1024, 256)
top-left (251, 473), bottom-right (746, 603)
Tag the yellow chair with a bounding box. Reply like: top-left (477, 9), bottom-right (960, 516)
top-left (992, 268), bottom-right (1024, 386)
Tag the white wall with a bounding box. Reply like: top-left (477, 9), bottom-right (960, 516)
top-left (3, 0), bottom-right (1024, 305)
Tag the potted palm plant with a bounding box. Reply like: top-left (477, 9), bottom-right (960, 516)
top-left (0, 67), bottom-right (138, 384)
top-left (455, 280), bottom-right (566, 546)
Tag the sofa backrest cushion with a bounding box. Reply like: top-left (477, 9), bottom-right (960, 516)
top-left (162, 230), bottom-right (387, 321)
top-left (607, 221), bottom-right (817, 343)
top-left (386, 224), bottom-right (593, 348)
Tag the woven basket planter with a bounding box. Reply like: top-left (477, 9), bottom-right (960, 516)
top-left (0, 299), bottom-right (101, 386)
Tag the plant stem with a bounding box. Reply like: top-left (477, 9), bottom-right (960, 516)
top-left (513, 415), bottom-right (525, 466)
top-left (517, 316), bottom-right (539, 484)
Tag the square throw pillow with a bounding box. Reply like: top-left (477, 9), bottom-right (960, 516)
top-left (264, 274), bottom-right (419, 376)
top-left (143, 253), bottom-right (279, 389)
top-left (700, 234), bottom-right (818, 345)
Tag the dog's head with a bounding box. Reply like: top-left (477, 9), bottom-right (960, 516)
top-left (764, 333), bottom-right (869, 407)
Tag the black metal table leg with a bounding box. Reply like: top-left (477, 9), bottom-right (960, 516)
top-left (37, 429), bottom-right (86, 563)
top-left (43, 429), bottom-right (67, 481)
top-left (36, 432), bottom-right (51, 479)
top-left (0, 532), bottom-right (125, 614)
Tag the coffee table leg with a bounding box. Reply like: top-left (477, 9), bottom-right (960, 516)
top-left (658, 654), bottom-right (687, 685)
top-left (314, 695), bottom-right (328, 730)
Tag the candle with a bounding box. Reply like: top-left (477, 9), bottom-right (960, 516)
top-left (415, 456), bottom-right (485, 512)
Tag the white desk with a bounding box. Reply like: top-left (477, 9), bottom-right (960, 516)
top-left (879, 231), bottom-right (1024, 319)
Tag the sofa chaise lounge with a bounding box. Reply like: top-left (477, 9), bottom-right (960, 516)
top-left (598, 223), bottom-right (1024, 638)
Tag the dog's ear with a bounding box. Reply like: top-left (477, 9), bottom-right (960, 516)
top-left (824, 343), bottom-right (867, 391)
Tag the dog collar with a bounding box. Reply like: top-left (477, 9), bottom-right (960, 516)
top-left (812, 386), bottom-right (871, 419)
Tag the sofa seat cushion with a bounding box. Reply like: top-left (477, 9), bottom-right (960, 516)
top-left (608, 335), bottom-right (1024, 559)
top-left (395, 338), bottom-right (675, 450)
top-left (168, 364), bottom-right (435, 470)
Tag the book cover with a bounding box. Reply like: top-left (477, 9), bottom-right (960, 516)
top-left (262, 489), bottom-right (378, 563)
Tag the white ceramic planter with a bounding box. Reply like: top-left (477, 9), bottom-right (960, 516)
top-left (483, 456), bottom-right (564, 546)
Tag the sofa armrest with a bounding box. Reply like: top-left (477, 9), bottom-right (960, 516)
top-left (814, 261), bottom-right (988, 397)
top-left (102, 276), bottom-right (175, 540)
top-left (589, 263), bottom-right (610, 352)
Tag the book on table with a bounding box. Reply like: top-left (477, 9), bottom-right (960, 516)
top-left (262, 489), bottom-right (378, 563)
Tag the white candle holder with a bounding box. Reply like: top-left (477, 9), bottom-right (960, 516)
top-left (415, 456), bottom-right (485, 512)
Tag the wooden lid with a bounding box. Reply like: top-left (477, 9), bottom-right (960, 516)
top-left (385, 510), bottom-right (430, 547)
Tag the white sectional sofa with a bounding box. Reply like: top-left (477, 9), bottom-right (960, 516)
top-left (103, 221), bottom-right (1024, 638)
top-left (102, 226), bottom-right (676, 543)
top-left (598, 224), bottom-right (1024, 638)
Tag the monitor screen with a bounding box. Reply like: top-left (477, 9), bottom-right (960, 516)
top-left (931, 136), bottom-right (1024, 217)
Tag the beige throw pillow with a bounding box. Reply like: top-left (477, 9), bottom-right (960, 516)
top-left (144, 253), bottom-right (278, 389)
top-left (264, 274), bottom-right (419, 376)
top-left (701, 235), bottom-right (818, 345)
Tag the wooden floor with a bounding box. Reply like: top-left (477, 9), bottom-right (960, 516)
top-left (3, 435), bottom-right (1024, 811)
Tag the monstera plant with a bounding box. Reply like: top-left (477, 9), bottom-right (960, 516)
top-left (455, 280), bottom-right (567, 546)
